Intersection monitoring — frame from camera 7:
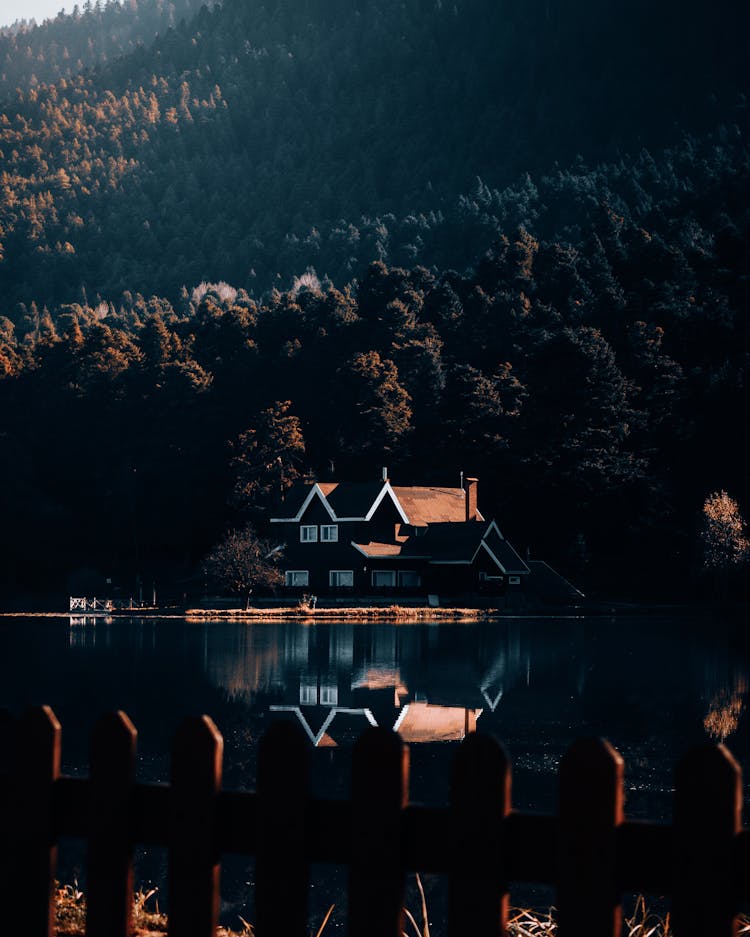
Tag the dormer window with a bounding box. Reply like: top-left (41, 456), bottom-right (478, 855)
top-left (300, 525), bottom-right (318, 542)
top-left (320, 524), bottom-right (338, 542)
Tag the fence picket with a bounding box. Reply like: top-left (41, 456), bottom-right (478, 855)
top-left (168, 716), bottom-right (223, 937)
top-left (3, 709), bottom-right (750, 935)
top-left (447, 732), bottom-right (511, 937)
top-left (349, 727), bottom-right (408, 937)
top-left (557, 737), bottom-right (623, 937)
top-left (13, 706), bottom-right (61, 937)
top-left (86, 711), bottom-right (137, 937)
top-left (255, 720), bottom-right (310, 937)
top-left (672, 743), bottom-right (741, 937)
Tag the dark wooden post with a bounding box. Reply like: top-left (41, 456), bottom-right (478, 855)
top-left (14, 706), bottom-right (61, 937)
top-left (349, 728), bottom-right (408, 937)
top-left (86, 711), bottom-right (137, 937)
top-left (557, 737), bottom-right (623, 937)
top-left (168, 716), bottom-right (223, 937)
top-left (672, 743), bottom-right (741, 937)
top-left (447, 732), bottom-right (511, 937)
top-left (255, 721), bottom-right (310, 937)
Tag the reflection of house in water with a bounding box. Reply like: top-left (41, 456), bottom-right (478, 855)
top-left (204, 620), bottom-right (533, 747)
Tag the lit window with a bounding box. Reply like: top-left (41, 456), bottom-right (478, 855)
top-left (371, 570), bottom-right (396, 587)
top-left (398, 570), bottom-right (421, 587)
top-left (320, 524), bottom-right (339, 542)
top-left (300, 526), bottom-right (318, 542)
top-left (285, 570), bottom-right (309, 587)
top-left (329, 570), bottom-right (354, 587)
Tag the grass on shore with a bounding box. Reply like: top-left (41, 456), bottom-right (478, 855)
top-left (185, 604), bottom-right (495, 622)
top-left (56, 881), bottom-right (750, 937)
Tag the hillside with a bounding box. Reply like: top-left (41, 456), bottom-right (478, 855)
top-left (1, 0), bottom-right (750, 600)
top-left (0, 0), bottom-right (218, 95)
top-left (0, 0), bottom-right (749, 312)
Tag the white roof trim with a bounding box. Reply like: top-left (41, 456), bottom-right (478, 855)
top-left (269, 705), bottom-right (377, 746)
top-left (269, 483), bottom-right (337, 523)
top-left (365, 481), bottom-right (410, 524)
top-left (479, 538), bottom-right (529, 575)
top-left (392, 704), bottom-right (410, 733)
top-left (479, 539), bottom-right (507, 572)
top-left (483, 519), bottom-right (504, 540)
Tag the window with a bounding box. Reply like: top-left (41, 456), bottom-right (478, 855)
top-left (285, 570), bottom-right (309, 587)
top-left (320, 524), bottom-right (339, 542)
top-left (320, 681), bottom-right (339, 705)
top-left (398, 570), bottom-right (421, 587)
top-left (329, 570), bottom-right (354, 588)
top-left (300, 525), bottom-right (318, 542)
top-left (300, 680), bottom-right (317, 705)
top-left (508, 575), bottom-right (521, 585)
top-left (371, 570), bottom-right (396, 587)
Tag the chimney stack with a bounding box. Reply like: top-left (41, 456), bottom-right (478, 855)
top-left (465, 477), bottom-right (478, 521)
top-left (382, 466), bottom-right (388, 482)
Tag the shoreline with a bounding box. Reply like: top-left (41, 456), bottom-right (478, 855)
top-left (0, 601), bottom-right (727, 622)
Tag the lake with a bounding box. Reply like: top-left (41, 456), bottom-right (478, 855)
top-left (1, 612), bottom-right (748, 930)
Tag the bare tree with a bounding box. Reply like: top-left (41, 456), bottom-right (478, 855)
top-left (204, 524), bottom-right (283, 605)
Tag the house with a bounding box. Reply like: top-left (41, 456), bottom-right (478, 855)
top-left (270, 468), bottom-right (531, 600)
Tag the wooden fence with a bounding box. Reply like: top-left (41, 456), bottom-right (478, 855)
top-left (0, 705), bottom-right (747, 937)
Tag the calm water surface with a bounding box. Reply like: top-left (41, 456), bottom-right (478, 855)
top-left (1, 613), bottom-right (748, 928)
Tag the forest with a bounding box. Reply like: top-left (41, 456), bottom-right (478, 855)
top-left (0, 0), bottom-right (749, 602)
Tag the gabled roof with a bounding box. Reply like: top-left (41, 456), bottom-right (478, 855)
top-left (352, 519), bottom-right (530, 572)
top-left (271, 478), bottom-right (475, 524)
top-left (318, 481), bottom-right (387, 518)
top-left (482, 524), bottom-right (530, 575)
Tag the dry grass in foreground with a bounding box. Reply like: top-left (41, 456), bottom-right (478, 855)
top-left (55, 883), bottom-right (257, 936)
top-left (55, 883), bottom-right (750, 937)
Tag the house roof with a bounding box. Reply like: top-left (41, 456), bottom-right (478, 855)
top-left (318, 481), bottom-right (386, 518)
top-left (353, 520), bottom-right (530, 572)
top-left (392, 486), bottom-right (482, 524)
top-left (271, 479), bottom-right (481, 524)
top-left (405, 521), bottom-right (487, 561)
top-left (352, 541), bottom-right (408, 558)
top-left (393, 703), bottom-right (482, 742)
top-left (483, 526), bottom-right (530, 575)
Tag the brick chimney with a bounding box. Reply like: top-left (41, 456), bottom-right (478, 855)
top-left (465, 477), bottom-right (478, 521)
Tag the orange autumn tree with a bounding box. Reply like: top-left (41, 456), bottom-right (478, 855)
top-left (700, 490), bottom-right (749, 599)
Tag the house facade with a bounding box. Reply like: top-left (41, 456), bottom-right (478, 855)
top-left (270, 470), bottom-right (530, 599)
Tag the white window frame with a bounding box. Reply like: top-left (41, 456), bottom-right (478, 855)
top-left (398, 570), bottom-right (421, 587)
top-left (285, 570), bottom-right (309, 587)
top-left (300, 525), bottom-right (318, 543)
top-left (508, 575), bottom-right (521, 585)
top-left (320, 524), bottom-right (339, 542)
top-left (299, 681), bottom-right (317, 704)
top-left (371, 570), bottom-right (396, 588)
top-left (329, 569), bottom-right (354, 588)
top-left (320, 681), bottom-right (339, 705)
